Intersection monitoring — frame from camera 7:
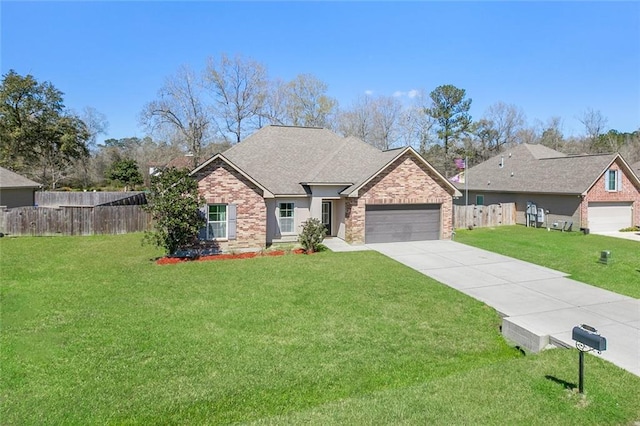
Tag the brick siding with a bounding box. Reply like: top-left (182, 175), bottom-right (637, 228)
top-left (582, 160), bottom-right (640, 227)
top-left (345, 152), bottom-right (454, 243)
top-left (193, 159), bottom-right (267, 251)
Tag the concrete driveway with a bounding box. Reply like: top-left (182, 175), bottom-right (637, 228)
top-left (367, 240), bottom-right (640, 377)
top-left (591, 231), bottom-right (640, 242)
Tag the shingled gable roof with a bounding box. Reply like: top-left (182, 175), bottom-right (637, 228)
top-left (193, 125), bottom-right (459, 197)
top-left (0, 167), bottom-right (41, 189)
top-left (190, 153), bottom-right (274, 198)
top-left (340, 146), bottom-right (462, 197)
top-left (632, 161), bottom-right (640, 178)
top-left (457, 144), bottom-right (638, 195)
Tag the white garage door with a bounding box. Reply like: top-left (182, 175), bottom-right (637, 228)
top-left (587, 202), bottom-right (632, 232)
top-left (365, 204), bottom-right (440, 243)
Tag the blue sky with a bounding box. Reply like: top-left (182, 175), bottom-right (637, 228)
top-left (2, 1), bottom-right (639, 144)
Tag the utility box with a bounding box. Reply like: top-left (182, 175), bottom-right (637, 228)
top-left (599, 250), bottom-right (611, 264)
top-left (536, 207), bottom-right (545, 223)
top-left (572, 325), bottom-right (607, 352)
top-left (526, 202), bottom-right (537, 227)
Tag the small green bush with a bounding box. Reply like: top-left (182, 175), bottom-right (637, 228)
top-left (298, 218), bottom-right (327, 253)
top-left (619, 225), bottom-right (640, 232)
top-left (143, 167), bottom-right (205, 254)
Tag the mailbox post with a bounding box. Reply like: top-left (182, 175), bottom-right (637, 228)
top-left (571, 324), bottom-right (607, 394)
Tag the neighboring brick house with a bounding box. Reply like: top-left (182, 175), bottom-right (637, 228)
top-left (453, 144), bottom-right (640, 232)
top-left (190, 125), bottom-right (461, 251)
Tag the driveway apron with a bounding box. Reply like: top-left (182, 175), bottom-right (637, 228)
top-left (367, 240), bottom-right (640, 377)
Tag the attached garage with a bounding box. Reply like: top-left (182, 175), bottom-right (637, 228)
top-left (365, 204), bottom-right (440, 243)
top-left (587, 202), bottom-right (633, 232)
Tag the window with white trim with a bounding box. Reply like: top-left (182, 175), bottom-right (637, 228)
top-left (279, 202), bottom-right (295, 234)
top-left (207, 204), bottom-right (227, 239)
top-left (605, 169), bottom-right (621, 192)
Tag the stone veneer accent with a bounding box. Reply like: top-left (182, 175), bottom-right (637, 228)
top-left (581, 159), bottom-right (640, 228)
top-left (193, 158), bottom-right (267, 251)
top-left (345, 152), bottom-right (454, 244)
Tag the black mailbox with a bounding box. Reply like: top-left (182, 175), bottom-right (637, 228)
top-left (572, 325), bottom-right (607, 352)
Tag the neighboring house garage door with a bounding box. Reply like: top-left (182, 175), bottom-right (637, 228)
top-left (587, 202), bottom-right (633, 232)
top-left (365, 204), bottom-right (440, 243)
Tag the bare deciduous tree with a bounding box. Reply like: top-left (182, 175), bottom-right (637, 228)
top-left (71, 106), bottom-right (109, 187)
top-left (80, 106), bottom-right (109, 152)
top-left (483, 102), bottom-right (526, 149)
top-left (140, 65), bottom-right (211, 167)
top-left (471, 119), bottom-right (499, 161)
top-left (539, 116), bottom-right (565, 151)
top-left (467, 102), bottom-right (526, 162)
top-left (337, 96), bottom-right (374, 144)
top-left (515, 126), bottom-right (540, 145)
top-left (337, 95), bottom-right (402, 150)
top-left (260, 79), bottom-right (288, 126)
top-left (397, 91), bottom-right (436, 154)
top-left (285, 74), bottom-right (336, 128)
top-left (579, 108), bottom-right (608, 148)
top-left (618, 130), bottom-right (640, 163)
top-left (371, 96), bottom-right (402, 150)
top-left (205, 54), bottom-right (267, 143)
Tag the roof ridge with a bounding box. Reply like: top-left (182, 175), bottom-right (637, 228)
top-left (267, 124), bottom-right (325, 130)
top-left (303, 137), bottom-right (349, 182)
top-left (521, 143), bottom-right (566, 159)
top-left (539, 155), bottom-right (616, 161)
top-left (556, 152), bottom-right (617, 158)
top-left (304, 134), bottom-right (381, 182)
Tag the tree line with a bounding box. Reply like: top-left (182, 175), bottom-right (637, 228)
top-left (2, 55), bottom-right (639, 189)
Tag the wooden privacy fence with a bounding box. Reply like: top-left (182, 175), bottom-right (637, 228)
top-left (453, 203), bottom-right (516, 229)
top-left (0, 205), bottom-right (152, 236)
top-left (35, 191), bottom-right (146, 207)
top-left (2, 200), bottom-right (516, 237)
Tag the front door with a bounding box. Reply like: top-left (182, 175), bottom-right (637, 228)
top-left (321, 201), bottom-right (332, 235)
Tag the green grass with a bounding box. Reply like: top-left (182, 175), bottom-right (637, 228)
top-left (455, 226), bottom-right (640, 299)
top-left (1, 234), bottom-right (639, 424)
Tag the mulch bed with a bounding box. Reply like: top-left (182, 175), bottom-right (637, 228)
top-left (157, 248), bottom-right (307, 265)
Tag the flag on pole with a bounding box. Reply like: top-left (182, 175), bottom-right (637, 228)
top-left (449, 171), bottom-right (465, 184)
top-left (454, 158), bottom-right (466, 169)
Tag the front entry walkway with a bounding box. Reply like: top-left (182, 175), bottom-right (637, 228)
top-left (367, 240), bottom-right (640, 377)
top-left (323, 237), bottom-right (371, 252)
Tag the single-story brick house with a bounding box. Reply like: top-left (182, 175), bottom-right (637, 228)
top-left (191, 125), bottom-right (461, 250)
top-left (453, 144), bottom-right (640, 232)
top-left (0, 167), bottom-right (41, 208)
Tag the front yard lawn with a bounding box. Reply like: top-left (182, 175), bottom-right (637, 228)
top-left (1, 234), bottom-right (639, 424)
top-left (455, 226), bottom-right (640, 299)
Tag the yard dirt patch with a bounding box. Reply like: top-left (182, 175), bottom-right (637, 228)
top-left (156, 248), bottom-right (307, 265)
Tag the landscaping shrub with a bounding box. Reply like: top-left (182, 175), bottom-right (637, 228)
top-left (143, 167), bottom-right (205, 254)
top-left (298, 217), bottom-right (327, 253)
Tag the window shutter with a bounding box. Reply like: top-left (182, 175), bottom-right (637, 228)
top-left (604, 171), bottom-right (610, 191)
top-left (198, 205), bottom-right (208, 240)
top-left (228, 204), bottom-right (237, 240)
top-left (617, 170), bottom-right (622, 191)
